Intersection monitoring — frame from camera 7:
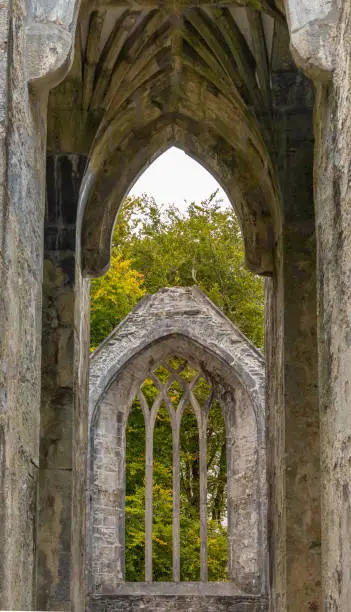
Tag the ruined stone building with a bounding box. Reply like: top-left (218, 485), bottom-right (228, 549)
top-left (88, 287), bottom-right (266, 610)
top-left (0, 0), bottom-right (350, 610)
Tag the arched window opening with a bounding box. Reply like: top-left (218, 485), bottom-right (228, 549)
top-left (89, 287), bottom-right (266, 600)
top-left (152, 402), bottom-right (173, 581)
top-left (123, 355), bottom-right (230, 584)
top-left (207, 398), bottom-right (227, 582)
top-left (180, 402), bottom-right (200, 581)
top-left (87, 143), bottom-right (265, 595)
top-left (89, 148), bottom-right (265, 352)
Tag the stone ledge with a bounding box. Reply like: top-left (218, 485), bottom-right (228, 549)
top-left (88, 593), bottom-right (269, 612)
top-left (91, 582), bottom-right (259, 596)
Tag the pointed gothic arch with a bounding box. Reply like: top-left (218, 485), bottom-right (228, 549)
top-left (79, 112), bottom-right (278, 277)
top-left (34, 2), bottom-right (321, 609)
top-left (45, 4), bottom-right (281, 278)
top-left (75, 10), bottom-right (281, 276)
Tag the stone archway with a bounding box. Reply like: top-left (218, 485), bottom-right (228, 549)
top-left (87, 287), bottom-right (267, 611)
top-left (0, 0), bottom-right (327, 609)
top-left (3, 0), bottom-right (351, 609)
top-left (39, 3), bottom-right (321, 608)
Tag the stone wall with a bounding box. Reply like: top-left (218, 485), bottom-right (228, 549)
top-left (88, 594), bottom-right (269, 612)
top-left (265, 20), bottom-right (321, 610)
top-left (313, 3), bottom-right (351, 608)
top-left (38, 153), bottom-right (90, 610)
top-left (1, 0), bottom-right (351, 609)
top-left (282, 0), bottom-right (351, 608)
top-left (0, 0), bottom-right (81, 607)
top-left (0, 1), bottom-right (46, 607)
top-left (88, 288), bottom-right (267, 608)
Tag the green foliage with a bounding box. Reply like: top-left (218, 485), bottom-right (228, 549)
top-left (152, 403), bottom-right (173, 581)
top-left (90, 253), bottom-right (145, 351)
top-left (125, 400), bottom-right (146, 581)
top-left (90, 192), bottom-right (264, 349)
top-left (112, 192), bottom-right (264, 347)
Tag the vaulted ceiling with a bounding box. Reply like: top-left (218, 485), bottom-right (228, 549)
top-left (47, 1), bottom-right (288, 276)
top-left (49, 2), bottom-right (285, 152)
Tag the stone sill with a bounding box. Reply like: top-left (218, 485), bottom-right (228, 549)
top-left (91, 582), bottom-right (262, 596)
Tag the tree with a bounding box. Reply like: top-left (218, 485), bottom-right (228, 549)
top-left (114, 192), bottom-right (264, 347)
top-left (90, 253), bottom-right (145, 351)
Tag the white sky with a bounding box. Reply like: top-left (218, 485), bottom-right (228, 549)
top-left (129, 146), bottom-right (231, 210)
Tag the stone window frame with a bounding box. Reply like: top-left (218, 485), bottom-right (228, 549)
top-left (127, 357), bottom-right (222, 583)
top-left (88, 288), bottom-right (267, 598)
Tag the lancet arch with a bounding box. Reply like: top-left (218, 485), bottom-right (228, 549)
top-left (45, 4), bottom-right (283, 279)
top-left (88, 287), bottom-right (267, 610)
top-left (37, 1), bottom-right (322, 610)
top-left (80, 113), bottom-right (277, 277)
top-left (1, 0), bottom-right (340, 607)
top-left (76, 7), bottom-right (281, 276)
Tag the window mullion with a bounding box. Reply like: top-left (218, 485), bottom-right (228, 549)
top-left (172, 417), bottom-right (181, 582)
top-left (145, 392), bottom-right (163, 582)
top-left (190, 391), bottom-right (208, 582)
top-left (199, 419), bottom-right (208, 582)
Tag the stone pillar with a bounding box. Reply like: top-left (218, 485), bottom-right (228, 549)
top-left (72, 258), bottom-right (91, 610)
top-left (266, 42), bottom-right (321, 609)
top-left (0, 4), bottom-right (48, 609)
top-left (283, 1), bottom-right (351, 607)
top-left (222, 385), bottom-right (261, 593)
top-left (90, 385), bottom-right (127, 594)
top-left (313, 5), bottom-right (351, 607)
top-left (0, 0), bottom-right (81, 608)
top-left (38, 154), bottom-right (90, 611)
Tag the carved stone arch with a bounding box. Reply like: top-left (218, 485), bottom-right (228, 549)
top-left (79, 112), bottom-right (278, 278)
top-left (74, 14), bottom-right (281, 279)
top-left (88, 287), bottom-right (267, 610)
top-left (89, 288), bottom-right (265, 423)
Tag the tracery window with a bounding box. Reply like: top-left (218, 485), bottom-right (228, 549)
top-left (125, 356), bottom-right (228, 583)
top-left (90, 353), bottom-right (262, 596)
top-left (89, 289), bottom-right (265, 600)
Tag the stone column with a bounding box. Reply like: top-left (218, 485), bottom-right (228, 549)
top-left (283, 1), bottom-right (351, 607)
top-left (313, 5), bottom-right (351, 607)
top-left (266, 38), bottom-right (321, 609)
top-left (0, 0), bottom-right (81, 608)
top-left (90, 386), bottom-right (127, 593)
top-left (222, 386), bottom-right (261, 593)
top-left (37, 154), bottom-right (89, 611)
top-left (0, 5), bottom-right (48, 609)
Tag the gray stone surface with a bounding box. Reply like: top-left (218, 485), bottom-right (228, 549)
top-left (88, 594), bottom-right (268, 612)
top-left (89, 287), bottom-right (266, 423)
top-left (26, 0), bottom-right (80, 89)
top-left (284, 0), bottom-right (342, 78)
top-left (0, 1), bottom-right (85, 607)
top-left (38, 154), bottom-right (89, 611)
top-left (266, 35), bottom-right (321, 610)
top-left (312, 3), bottom-right (351, 608)
top-left (0, 0), bottom-right (56, 607)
